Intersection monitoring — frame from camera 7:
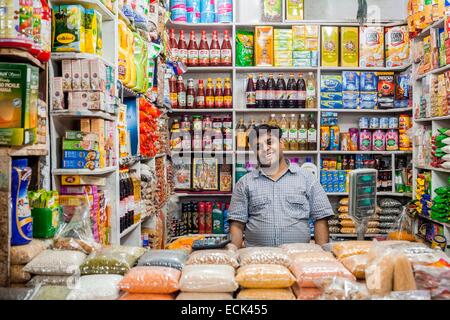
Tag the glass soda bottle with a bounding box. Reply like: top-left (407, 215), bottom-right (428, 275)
top-left (169, 28), bottom-right (178, 60)
top-left (286, 73), bottom-right (298, 108)
top-left (297, 73), bottom-right (306, 109)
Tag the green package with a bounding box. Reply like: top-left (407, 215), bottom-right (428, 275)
top-left (438, 128), bottom-right (450, 136)
top-left (263, 0), bottom-right (282, 22)
top-left (236, 30), bottom-right (254, 67)
top-left (53, 5), bottom-right (85, 52)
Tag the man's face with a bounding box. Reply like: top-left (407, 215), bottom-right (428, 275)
top-left (251, 131), bottom-right (283, 168)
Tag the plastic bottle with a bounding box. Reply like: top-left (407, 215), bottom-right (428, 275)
top-left (199, 30), bottom-right (210, 66)
top-left (286, 73), bottom-right (298, 108)
top-left (297, 73), bottom-right (306, 109)
top-left (214, 78), bottom-right (224, 108)
top-left (289, 114), bottom-right (299, 150)
top-left (276, 73), bottom-right (287, 108)
top-left (279, 114), bottom-right (289, 149)
top-left (298, 114), bottom-right (308, 151)
top-left (223, 77), bottom-right (232, 108)
top-left (236, 118), bottom-right (247, 150)
top-left (212, 202), bottom-right (224, 234)
top-left (268, 113), bottom-right (278, 127)
top-left (205, 78), bottom-right (215, 108)
top-left (210, 30), bottom-right (221, 66)
top-left (256, 73), bottom-right (266, 109)
top-left (301, 158), bottom-right (318, 178)
top-left (186, 78), bottom-right (196, 108)
top-left (196, 79), bottom-right (206, 108)
top-left (178, 30), bottom-right (188, 65)
top-left (308, 114), bottom-right (317, 150)
top-left (246, 74), bottom-right (256, 108)
top-left (306, 72), bottom-right (317, 109)
top-left (169, 28), bottom-right (179, 60)
top-left (220, 30), bottom-right (232, 66)
top-left (188, 31), bottom-right (199, 66)
top-left (11, 159), bottom-right (32, 245)
top-left (177, 76), bottom-right (187, 108)
top-left (171, 0), bottom-right (187, 22)
top-left (266, 74), bottom-right (276, 109)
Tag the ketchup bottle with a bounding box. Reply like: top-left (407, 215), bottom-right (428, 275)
top-left (178, 30), bottom-right (188, 65)
top-left (186, 78), bottom-right (196, 109)
top-left (187, 31), bottom-right (199, 67)
top-left (214, 78), bottom-right (224, 108)
top-left (169, 75), bottom-right (178, 109)
top-left (177, 76), bottom-right (187, 108)
top-left (169, 28), bottom-right (178, 61)
top-left (209, 30), bottom-right (221, 66)
top-left (205, 78), bottom-right (215, 108)
top-left (199, 30), bottom-right (210, 67)
top-left (196, 80), bottom-right (206, 109)
top-left (220, 30), bottom-right (232, 66)
top-left (223, 78), bottom-right (232, 109)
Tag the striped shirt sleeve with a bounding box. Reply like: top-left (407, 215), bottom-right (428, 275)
top-left (227, 178), bottom-right (249, 224)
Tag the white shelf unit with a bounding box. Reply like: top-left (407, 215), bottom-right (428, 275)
top-left (164, 0), bottom-right (413, 212)
top-left (411, 17), bottom-right (450, 248)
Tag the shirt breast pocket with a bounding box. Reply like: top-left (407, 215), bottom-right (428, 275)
top-left (286, 194), bottom-right (310, 220)
top-left (249, 195), bottom-right (269, 216)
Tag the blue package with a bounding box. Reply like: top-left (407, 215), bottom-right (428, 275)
top-left (330, 129), bottom-right (340, 150)
top-left (360, 101), bottom-right (378, 110)
top-left (11, 159), bottom-right (32, 245)
top-left (321, 75), bottom-right (343, 92)
top-left (360, 72), bottom-right (378, 92)
top-left (394, 100), bottom-right (409, 108)
top-left (63, 160), bottom-right (99, 170)
top-left (63, 150), bottom-right (99, 160)
top-left (320, 92), bottom-right (343, 101)
top-left (342, 71), bottom-right (360, 91)
top-left (338, 182), bottom-right (346, 192)
top-left (320, 172), bottom-right (328, 185)
top-left (360, 93), bottom-right (378, 102)
top-left (311, 52), bottom-right (319, 67)
top-left (343, 99), bottom-right (360, 109)
top-left (342, 92), bottom-right (360, 101)
top-left (321, 100), bottom-right (344, 109)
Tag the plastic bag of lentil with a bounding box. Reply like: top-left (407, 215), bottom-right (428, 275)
top-left (119, 266), bottom-right (181, 294)
top-left (66, 275), bottom-right (123, 300)
top-left (179, 265), bottom-right (238, 293)
top-left (32, 285), bottom-right (71, 300)
top-left (176, 292), bottom-right (234, 300)
top-left (238, 247), bottom-right (291, 267)
top-left (23, 250), bottom-right (86, 276)
top-left (235, 264), bottom-right (296, 289)
top-left (10, 240), bottom-right (49, 265)
top-left (26, 275), bottom-right (75, 288)
top-left (119, 293), bottom-right (175, 300)
top-left (80, 248), bottom-right (139, 275)
top-left (11, 265), bottom-right (32, 284)
top-left (237, 288), bottom-right (295, 300)
top-left (280, 243), bottom-right (324, 256)
top-left (0, 287), bottom-right (39, 300)
top-left (186, 249), bottom-right (239, 268)
top-left (137, 250), bottom-right (188, 270)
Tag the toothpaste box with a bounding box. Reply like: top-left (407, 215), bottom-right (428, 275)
top-left (321, 75), bottom-right (343, 92)
top-left (321, 92), bottom-right (343, 101)
top-left (63, 138), bottom-right (99, 151)
top-left (63, 150), bottom-right (99, 160)
top-left (360, 72), bottom-right (379, 92)
top-left (321, 100), bottom-right (344, 109)
top-left (342, 71), bottom-right (361, 91)
top-left (63, 159), bottom-right (99, 169)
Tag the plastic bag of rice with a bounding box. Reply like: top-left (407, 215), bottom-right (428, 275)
top-left (238, 247), bottom-right (291, 267)
top-left (23, 250), bottom-right (86, 276)
top-left (32, 285), bottom-right (71, 300)
top-left (119, 293), bottom-right (175, 300)
top-left (27, 275), bottom-right (75, 288)
top-left (179, 265), bottom-right (238, 293)
top-left (66, 275), bottom-right (123, 300)
top-left (11, 240), bottom-right (49, 265)
top-left (280, 243), bottom-right (324, 256)
top-left (186, 249), bottom-right (239, 268)
top-left (176, 292), bottom-right (234, 300)
top-left (137, 250), bottom-right (188, 270)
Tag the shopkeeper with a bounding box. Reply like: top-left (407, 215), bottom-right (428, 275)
top-left (228, 124), bottom-right (334, 248)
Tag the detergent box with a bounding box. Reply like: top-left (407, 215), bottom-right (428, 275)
top-left (360, 26), bottom-right (384, 67)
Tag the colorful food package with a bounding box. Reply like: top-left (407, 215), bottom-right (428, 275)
top-left (179, 265), bottom-right (238, 293)
top-left (186, 249), bottom-right (239, 268)
top-left (341, 27), bottom-right (359, 67)
top-left (237, 288), bottom-right (296, 300)
top-left (52, 5), bottom-right (86, 52)
top-left (119, 293), bottom-right (175, 300)
top-left (377, 72), bottom-right (395, 109)
top-left (340, 254), bottom-right (368, 280)
top-left (321, 26), bottom-right (339, 67)
top-left (119, 266), bottom-right (181, 294)
top-left (286, 0), bottom-right (304, 21)
top-left (290, 260), bottom-right (356, 288)
top-left (331, 241), bottom-right (373, 260)
top-left (238, 247), bottom-right (291, 267)
top-left (360, 27), bottom-right (385, 67)
top-left (385, 26), bottom-right (410, 67)
top-left (262, 0), bottom-right (282, 22)
top-left (23, 250), bottom-right (86, 276)
top-left (235, 264), bottom-right (296, 289)
top-left (137, 250), bottom-right (188, 271)
top-left (236, 30), bottom-right (254, 67)
top-left (365, 246), bottom-right (395, 296)
top-left (255, 26), bottom-right (274, 66)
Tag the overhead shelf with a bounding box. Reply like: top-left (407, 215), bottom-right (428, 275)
top-left (166, 20), bottom-right (233, 31)
top-left (235, 20), bottom-right (407, 27)
top-left (320, 65), bottom-right (411, 72)
top-left (120, 221), bottom-right (142, 238)
top-left (170, 109), bottom-right (233, 113)
top-left (0, 48), bottom-right (45, 69)
top-left (186, 66), bottom-right (233, 73)
top-left (52, 166), bottom-right (117, 176)
top-left (322, 107), bottom-right (412, 114)
top-left (0, 145), bottom-right (48, 157)
top-left (236, 66), bottom-right (317, 73)
top-left (415, 165), bottom-right (450, 174)
top-left (415, 64), bottom-right (450, 81)
top-left (51, 52), bottom-right (114, 68)
top-left (236, 108), bottom-right (318, 113)
top-left (51, 0), bottom-right (116, 21)
top-left (321, 150), bottom-right (412, 155)
top-left (51, 110), bottom-right (116, 121)
top-left (415, 115), bottom-right (450, 122)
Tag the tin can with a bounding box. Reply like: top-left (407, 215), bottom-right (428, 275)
top-left (389, 117), bottom-right (399, 129)
top-left (380, 117), bottom-right (389, 129)
top-left (369, 117), bottom-right (379, 129)
top-left (349, 128), bottom-right (359, 151)
top-left (359, 117), bottom-right (369, 129)
top-left (340, 133), bottom-right (350, 151)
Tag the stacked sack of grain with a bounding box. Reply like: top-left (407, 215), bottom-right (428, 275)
top-left (337, 198), bottom-right (381, 235)
top-left (235, 247), bottom-right (296, 300)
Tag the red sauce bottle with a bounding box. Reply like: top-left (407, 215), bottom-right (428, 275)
top-left (205, 78), bottom-right (215, 108)
top-left (187, 31), bottom-right (199, 67)
top-left (214, 78), bottom-right (224, 108)
top-left (209, 30), bottom-right (221, 66)
top-left (223, 77), bottom-right (232, 109)
top-left (169, 75), bottom-right (178, 109)
top-left (177, 76), bottom-right (187, 108)
top-left (196, 80), bottom-right (206, 109)
top-left (199, 30), bottom-right (210, 67)
top-left (178, 30), bottom-right (188, 65)
top-left (220, 30), bottom-right (232, 66)
top-left (169, 28), bottom-right (178, 60)
top-left (186, 78), bottom-right (196, 109)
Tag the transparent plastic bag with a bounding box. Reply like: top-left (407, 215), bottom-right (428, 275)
top-left (292, 284), bottom-right (322, 300)
top-left (290, 261), bottom-right (356, 288)
top-left (11, 265), bottom-right (32, 284)
top-left (32, 285), bottom-right (71, 300)
top-left (23, 250), bottom-right (86, 276)
top-left (176, 292), bottom-right (234, 300)
top-left (290, 252), bottom-right (336, 264)
top-left (317, 277), bottom-right (370, 300)
top-left (413, 261), bottom-right (450, 290)
top-left (11, 240), bottom-right (49, 265)
top-left (340, 254), bottom-right (368, 280)
top-left (380, 208), bottom-right (403, 215)
top-left (331, 241), bottom-right (373, 260)
top-left (235, 264), bottom-right (296, 289)
top-left (53, 196), bottom-right (100, 254)
top-left (393, 253), bottom-right (416, 292)
top-left (379, 198), bottom-right (402, 208)
top-left (106, 245), bottom-right (146, 259)
top-left (80, 248), bottom-right (139, 275)
top-left (186, 249), bottom-right (239, 268)
top-left (237, 288), bottom-right (295, 300)
top-left (0, 287), bottom-right (39, 300)
top-left (387, 207), bottom-right (416, 241)
top-left (280, 243), bottom-right (324, 256)
top-left (26, 275), bottom-right (75, 288)
top-left (66, 275), bottom-right (123, 300)
top-left (375, 290), bottom-right (431, 300)
top-left (179, 265), bottom-right (238, 293)
top-left (365, 245), bottom-right (395, 296)
top-left (119, 293), bottom-right (175, 300)
top-left (119, 266), bottom-right (181, 294)
top-left (238, 247), bottom-right (291, 267)
top-left (137, 249), bottom-right (188, 270)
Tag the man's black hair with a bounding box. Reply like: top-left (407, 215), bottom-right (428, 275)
top-left (248, 124), bottom-right (283, 146)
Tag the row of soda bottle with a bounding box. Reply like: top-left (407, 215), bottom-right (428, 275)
top-left (169, 76), bottom-right (232, 109)
top-left (0, 0), bottom-right (51, 62)
top-left (246, 72), bottom-right (317, 109)
top-left (169, 29), bottom-right (232, 66)
top-left (172, 201), bottom-right (230, 236)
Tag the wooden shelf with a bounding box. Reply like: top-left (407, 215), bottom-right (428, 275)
top-left (0, 48), bottom-right (45, 69)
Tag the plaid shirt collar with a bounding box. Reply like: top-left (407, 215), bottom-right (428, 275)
top-left (252, 159), bottom-right (299, 179)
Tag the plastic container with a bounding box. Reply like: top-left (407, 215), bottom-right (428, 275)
top-left (0, 0), bottom-right (34, 51)
top-left (186, 0), bottom-right (201, 23)
top-left (171, 0), bottom-right (188, 22)
top-left (11, 159), bottom-right (33, 246)
top-left (216, 0), bottom-right (232, 23)
top-left (31, 208), bottom-right (59, 238)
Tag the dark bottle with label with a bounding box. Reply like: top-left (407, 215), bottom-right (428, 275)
top-left (266, 73), bottom-right (276, 109)
top-left (276, 73), bottom-right (287, 108)
top-left (297, 73), bottom-right (306, 109)
top-left (286, 73), bottom-right (298, 108)
top-left (246, 74), bottom-right (256, 108)
top-left (255, 73), bottom-right (266, 109)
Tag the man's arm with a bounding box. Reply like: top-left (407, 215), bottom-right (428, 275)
top-left (230, 221), bottom-right (245, 249)
top-left (314, 218), bottom-right (330, 246)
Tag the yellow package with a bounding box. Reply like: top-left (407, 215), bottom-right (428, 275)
top-left (385, 26), bottom-right (410, 68)
top-left (340, 27), bottom-right (359, 67)
top-left (236, 264), bottom-right (296, 289)
top-left (321, 26), bottom-right (339, 67)
top-left (96, 10), bottom-right (103, 56)
top-left (424, 0), bottom-right (433, 25)
top-left (305, 25), bottom-right (319, 38)
top-left (255, 26), bottom-right (274, 66)
top-left (286, 0), bottom-right (304, 21)
top-left (306, 38), bottom-right (319, 51)
top-left (84, 9), bottom-right (97, 54)
top-left (292, 25), bottom-right (306, 51)
top-left (359, 26), bottom-right (384, 67)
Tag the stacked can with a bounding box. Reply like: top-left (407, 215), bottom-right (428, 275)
top-left (186, 0), bottom-right (201, 23)
top-left (216, 0), bottom-right (233, 23)
top-left (171, 0), bottom-right (188, 22)
top-left (200, 0), bottom-right (216, 23)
